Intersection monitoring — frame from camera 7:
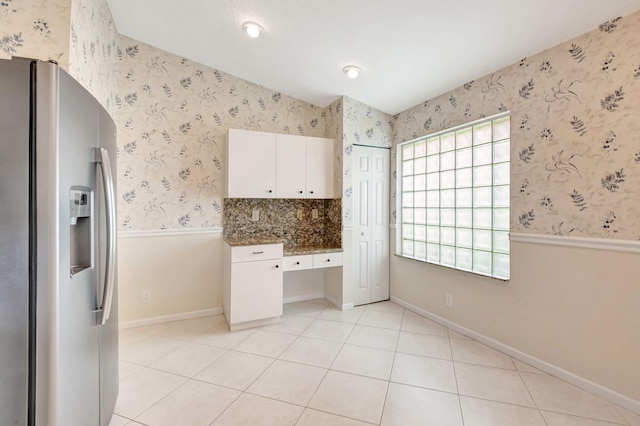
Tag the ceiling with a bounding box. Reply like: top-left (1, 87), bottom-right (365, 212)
top-left (107, 0), bottom-right (640, 115)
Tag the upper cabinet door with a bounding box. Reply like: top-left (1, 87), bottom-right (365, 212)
top-left (306, 137), bottom-right (334, 198)
top-left (227, 129), bottom-right (276, 198)
top-left (276, 134), bottom-right (306, 199)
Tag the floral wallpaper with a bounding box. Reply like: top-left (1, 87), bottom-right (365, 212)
top-left (116, 36), bottom-right (327, 230)
top-left (0, 0), bottom-right (70, 67)
top-left (393, 12), bottom-right (640, 241)
top-left (335, 96), bottom-right (394, 226)
top-left (324, 98), bottom-right (344, 222)
top-left (68, 0), bottom-right (119, 115)
top-left (0, 0), bottom-right (118, 114)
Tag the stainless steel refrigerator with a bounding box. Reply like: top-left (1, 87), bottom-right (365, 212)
top-left (0, 58), bottom-right (119, 425)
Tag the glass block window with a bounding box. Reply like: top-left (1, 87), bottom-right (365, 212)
top-left (397, 113), bottom-right (510, 279)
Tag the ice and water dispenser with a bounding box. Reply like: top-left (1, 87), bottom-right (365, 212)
top-left (69, 187), bottom-right (92, 275)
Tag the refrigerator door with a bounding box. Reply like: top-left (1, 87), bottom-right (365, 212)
top-left (35, 62), bottom-right (102, 425)
top-left (0, 58), bottom-right (31, 426)
top-left (96, 106), bottom-right (119, 426)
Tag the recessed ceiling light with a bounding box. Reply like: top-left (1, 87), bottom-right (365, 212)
top-left (242, 21), bottom-right (263, 38)
top-left (343, 65), bottom-right (361, 79)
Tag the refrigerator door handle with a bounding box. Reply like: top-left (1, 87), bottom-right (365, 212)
top-left (94, 147), bottom-right (117, 325)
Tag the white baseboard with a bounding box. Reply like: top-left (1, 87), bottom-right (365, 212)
top-left (119, 307), bottom-right (224, 329)
top-left (323, 293), bottom-right (354, 311)
top-left (283, 292), bottom-right (326, 304)
top-left (391, 296), bottom-right (640, 415)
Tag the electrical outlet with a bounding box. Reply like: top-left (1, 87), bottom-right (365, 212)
top-left (251, 209), bottom-right (260, 221)
top-left (297, 208), bottom-right (303, 220)
top-left (445, 293), bottom-right (454, 308)
top-left (142, 290), bottom-right (151, 303)
top-left (311, 209), bottom-right (318, 219)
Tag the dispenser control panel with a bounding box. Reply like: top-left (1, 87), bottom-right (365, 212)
top-left (70, 189), bottom-right (91, 219)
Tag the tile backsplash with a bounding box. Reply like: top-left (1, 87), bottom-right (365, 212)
top-left (223, 198), bottom-right (341, 248)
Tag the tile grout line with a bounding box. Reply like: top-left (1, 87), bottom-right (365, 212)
top-left (377, 304), bottom-right (406, 425)
top-left (514, 362), bottom-right (551, 426)
top-left (447, 325), bottom-right (466, 425)
top-left (293, 302), bottom-right (346, 424)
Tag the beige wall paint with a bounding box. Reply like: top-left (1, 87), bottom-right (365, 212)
top-left (390, 231), bottom-right (640, 403)
top-left (118, 231), bottom-right (223, 323)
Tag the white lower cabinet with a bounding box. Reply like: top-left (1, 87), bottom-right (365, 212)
top-left (223, 243), bottom-right (283, 329)
top-left (223, 242), bottom-right (343, 329)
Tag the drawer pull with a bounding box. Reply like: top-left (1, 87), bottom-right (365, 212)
top-left (299, 190), bottom-right (303, 194)
top-left (327, 259), bottom-right (331, 262)
top-left (268, 190), bottom-right (273, 193)
top-left (252, 251), bottom-right (264, 254)
top-left (296, 261), bottom-right (300, 265)
top-left (275, 264), bottom-right (279, 268)
top-left (309, 190), bottom-right (314, 194)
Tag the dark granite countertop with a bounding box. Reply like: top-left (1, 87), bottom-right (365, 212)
top-left (224, 237), bottom-right (342, 256)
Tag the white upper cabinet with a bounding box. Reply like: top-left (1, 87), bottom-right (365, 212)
top-left (306, 137), bottom-right (334, 198)
top-left (227, 128), bottom-right (334, 199)
top-left (226, 129), bottom-right (276, 198)
top-left (276, 134), bottom-right (307, 198)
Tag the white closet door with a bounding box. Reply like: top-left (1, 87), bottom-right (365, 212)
top-left (353, 145), bottom-right (389, 306)
top-left (370, 148), bottom-right (390, 303)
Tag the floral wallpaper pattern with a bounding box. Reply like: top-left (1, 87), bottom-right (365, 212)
top-left (337, 96), bottom-right (394, 226)
top-left (0, 0), bottom-right (70, 67)
top-left (116, 36), bottom-right (327, 230)
top-left (324, 98), bottom-right (344, 222)
top-left (393, 12), bottom-right (640, 241)
top-left (68, 0), bottom-right (119, 115)
top-left (0, 0), bottom-right (118, 115)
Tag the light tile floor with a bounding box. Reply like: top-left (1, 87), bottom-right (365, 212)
top-left (111, 299), bottom-right (640, 426)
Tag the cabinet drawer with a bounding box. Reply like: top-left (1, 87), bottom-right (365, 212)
top-left (312, 252), bottom-right (343, 269)
top-left (231, 244), bottom-right (283, 263)
top-left (283, 255), bottom-right (313, 271)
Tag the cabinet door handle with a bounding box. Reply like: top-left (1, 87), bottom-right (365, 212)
top-left (309, 190), bottom-right (314, 194)
top-left (299, 190), bottom-right (303, 194)
top-left (268, 190), bottom-right (273, 193)
top-left (252, 251), bottom-right (264, 254)
top-left (275, 264), bottom-right (280, 268)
